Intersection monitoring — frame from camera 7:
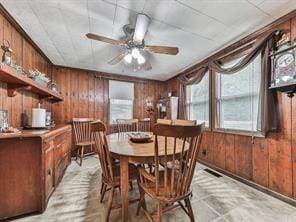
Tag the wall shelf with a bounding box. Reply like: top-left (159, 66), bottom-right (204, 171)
top-left (0, 64), bottom-right (63, 102)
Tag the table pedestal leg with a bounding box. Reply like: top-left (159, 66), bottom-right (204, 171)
top-left (120, 156), bottom-right (129, 222)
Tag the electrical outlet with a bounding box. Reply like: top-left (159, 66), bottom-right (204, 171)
top-left (202, 149), bottom-right (207, 156)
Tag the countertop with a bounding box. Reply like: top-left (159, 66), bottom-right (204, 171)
top-left (0, 124), bottom-right (71, 139)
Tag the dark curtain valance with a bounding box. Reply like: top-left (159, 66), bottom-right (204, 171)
top-left (177, 30), bottom-right (281, 135)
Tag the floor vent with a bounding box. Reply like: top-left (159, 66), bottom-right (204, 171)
top-left (204, 168), bottom-right (222, 178)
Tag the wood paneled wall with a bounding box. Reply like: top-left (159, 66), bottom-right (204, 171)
top-left (166, 17), bottom-right (296, 201)
top-left (51, 66), bottom-right (165, 126)
top-left (0, 12), bottom-right (52, 127)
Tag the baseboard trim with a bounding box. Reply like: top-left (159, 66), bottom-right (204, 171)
top-left (198, 160), bottom-right (296, 207)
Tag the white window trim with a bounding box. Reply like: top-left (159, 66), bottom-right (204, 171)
top-left (186, 74), bottom-right (210, 128)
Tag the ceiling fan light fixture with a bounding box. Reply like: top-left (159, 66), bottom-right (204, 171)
top-left (124, 53), bottom-right (132, 63)
top-left (131, 48), bottom-right (140, 58)
top-left (133, 13), bottom-right (150, 43)
top-left (137, 54), bottom-right (146, 64)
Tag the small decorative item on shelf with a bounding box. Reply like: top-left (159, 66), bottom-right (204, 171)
top-left (145, 97), bottom-right (154, 115)
top-left (1, 39), bottom-right (13, 65)
top-left (270, 33), bottom-right (296, 97)
top-left (48, 80), bottom-right (61, 95)
top-left (9, 60), bottom-right (24, 74)
top-left (1, 40), bottom-right (24, 74)
top-left (28, 69), bottom-right (51, 87)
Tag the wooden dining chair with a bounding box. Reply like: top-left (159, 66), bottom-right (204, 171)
top-left (156, 119), bottom-right (172, 125)
top-left (72, 118), bottom-right (95, 166)
top-left (91, 120), bottom-right (140, 222)
top-left (172, 119), bottom-right (197, 126)
top-left (138, 118), bottom-right (151, 132)
top-left (116, 118), bottom-right (138, 133)
top-left (136, 123), bottom-right (203, 222)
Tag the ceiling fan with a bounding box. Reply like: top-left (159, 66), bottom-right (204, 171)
top-left (86, 13), bottom-right (179, 71)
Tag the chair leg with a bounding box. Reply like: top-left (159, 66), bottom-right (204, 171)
top-left (106, 187), bottom-right (115, 222)
top-left (184, 197), bottom-right (195, 222)
top-left (80, 146), bottom-right (84, 166)
top-left (76, 147), bottom-right (79, 160)
top-left (149, 164), bottom-right (153, 173)
top-left (136, 187), bottom-right (145, 216)
top-left (157, 201), bottom-right (162, 222)
top-left (100, 181), bottom-right (105, 194)
top-left (129, 181), bottom-right (133, 190)
top-left (100, 183), bottom-right (107, 203)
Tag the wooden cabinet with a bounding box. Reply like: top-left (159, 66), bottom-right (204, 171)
top-left (0, 125), bottom-right (72, 220)
top-left (43, 127), bottom-right (72, 203)
top-left (157, 96), bottom-right (178, 120)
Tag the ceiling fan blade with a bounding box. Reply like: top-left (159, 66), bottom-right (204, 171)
top-left (143, 60), bottom-right (152, 71)
top-left (108, 52), bottom-right (128, 65)
top-left (133, 14), bottom-right (150, 43)
top-left (86, 33), bottom-right (125, 46)
top-left (145, 45), bottom-right (179, 55)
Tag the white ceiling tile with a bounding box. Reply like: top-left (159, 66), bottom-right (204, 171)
top-left (196, 1), bottom-right (271, 26)
top-left (58, 0), bottom-right (88, 18)
top-left (90, 17), bottom-right (114, 38)
top-left (142, 0), bottom-right (173, 22)
top-left (115, 0), bottom-right (147, 13)
top-left (28, 2), bottom-right (77, 63)
top-left (257, 0), bottom-right (296, 18)
top-left (88, 0), bottom-right (116, 22)
top-left (163, 1), bottom-right (228, 40)
top-left (247, 0), bottom-right (265, 5)
top-left (176, 0), bottom-right (210, 11)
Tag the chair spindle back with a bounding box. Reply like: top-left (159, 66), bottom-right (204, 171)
top-left (138, 118), bottom-right (151, 132)
top-left (116, 119), bottom-right (138, 133)
top-left (72, 118), bottom-right (94, 144)
top-left (91, 121), bottom-right (114, 183)
top-left (152, 123), bottom-right (203, 198)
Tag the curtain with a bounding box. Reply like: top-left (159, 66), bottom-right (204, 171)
top-left (178, 67), bottom-right (208, 119)
top-left (257, 38), bottom-right (279, 133)
top-left (178, 30), bottom-right (280, 134)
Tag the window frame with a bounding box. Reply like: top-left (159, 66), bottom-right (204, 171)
top-left (211, 52), bottom-right (264, 138)
top-left (185, 71), bottom-right (211, 129)
top-left (108, 80), bottom-right (134, 125)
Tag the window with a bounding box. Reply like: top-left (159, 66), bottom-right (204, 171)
top-left (109, 80), bottom-right (134, 124)
top-left (216, 55), bottom-right (261, 131)
top-left (186, 72), bottom-right (210, 127)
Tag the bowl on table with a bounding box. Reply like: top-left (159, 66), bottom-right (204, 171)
top-left (127, 132), bottom-right (153, 143)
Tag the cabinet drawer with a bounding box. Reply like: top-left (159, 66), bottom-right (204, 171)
top-left (54, 131), bottom-right (71, 146)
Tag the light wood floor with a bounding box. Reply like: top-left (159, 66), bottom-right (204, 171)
top-left (14, 156), bottom-right (296, 222)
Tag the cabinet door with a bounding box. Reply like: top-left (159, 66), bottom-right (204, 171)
top-left (54, 143), bottom-right (64, 184)
top-left (54, 131), bottom-right (72, 185)
top-left (45, 141), bottom-right (54, 201)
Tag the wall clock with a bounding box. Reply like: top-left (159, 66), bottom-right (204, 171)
top-left (270, 40), bottom-right (296, 97)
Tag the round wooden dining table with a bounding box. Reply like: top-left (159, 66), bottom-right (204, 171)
top-left (107, 132), bottom-right (188, 222)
